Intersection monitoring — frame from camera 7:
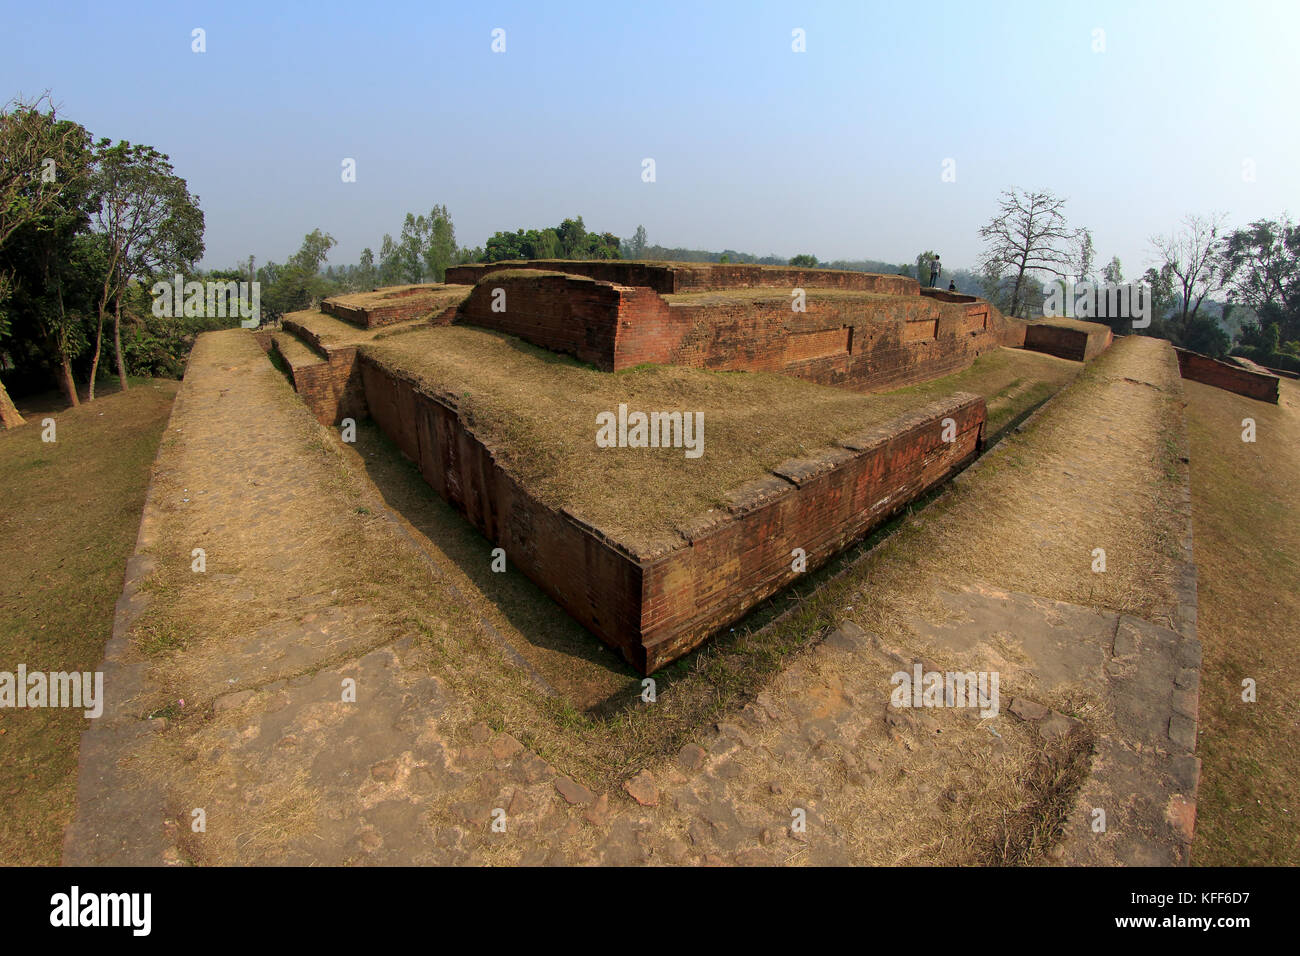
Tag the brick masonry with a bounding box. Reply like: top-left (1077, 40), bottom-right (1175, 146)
top-left (274, 322), bottom-right (367, 426)
top-left (1023, 320), bottom-right (1114, 361)
top-left (357, 349), bottom-right (984, 673)
top-left (1175, 347), bottom-right (1280, 403)
top-left (322, 285), bottom-right (468, 329)
top-left (456, 271), bottom-right (1021, 392)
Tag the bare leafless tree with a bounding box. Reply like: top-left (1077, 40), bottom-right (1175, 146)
top-left (1149, 213), bottom-right (1228, 336)
top-left (978, 188), bottom-right (1079, 318)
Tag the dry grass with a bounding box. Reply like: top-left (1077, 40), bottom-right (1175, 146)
top-left (836, 337), bottom-right (1186, 634)
top-left (282, 309), bottom-right (428, 349)
top-left (363, 325), bottom-right (965, 542)
top-left (891, 346), bottom-right (1081, 438)
top-left (270, 330), bottom-right (319, 366)
top-left (1185, 377), bottom-right (1300, 865)
top-left (0, 380), bottom-right (179, 865)
top-left (325, 283), bottom-right (468, 309)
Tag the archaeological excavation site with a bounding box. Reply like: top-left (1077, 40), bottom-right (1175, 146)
top-left (65, 258), bottom-right (1284, 869)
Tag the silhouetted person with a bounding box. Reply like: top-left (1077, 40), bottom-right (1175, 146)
top-left (930, 254), bottom-right (941, 288)
top-left (948, 279), bottom-right (957, 293)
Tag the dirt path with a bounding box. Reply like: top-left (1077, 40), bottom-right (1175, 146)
top-left (66, 331), bottom-right (1200, 866)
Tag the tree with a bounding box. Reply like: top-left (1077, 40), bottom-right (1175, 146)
top-left (625, 224), bottom-right (648, 259)
top-left (356, 247), bottom-right (377, 290)
top-left (789, 253), bottom-right (818, 268)
top-left (1102, 256), bottom-right (1123, 285)
top-left (0, 93), bottom-right (94, 427)
top-left (914, 250), bottom-right (938, 286)
top-left (557, 217), bottom-right (587, 258)
top-left (1221, 216), bottom-right (1300, 346)
top-left (1138, 263), bottom-right (1178, 336)
top-left (423, 204), bottom-right (456, 281)
top-left (1076, 228), bottom-right (1095, 282)
top-left (1149, 213), bottom-right (1227, 341)
top-left (89, 140), bottom-right (204, 398)
top-left (259, 230), bottom-right (337, 321)
top-left (977, 188), bottom-right (1079, 318)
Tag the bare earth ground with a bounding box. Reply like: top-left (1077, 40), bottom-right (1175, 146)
top-left (61, 330), bottom-right (1202, 866)
top-left (0, 380), bottom-right (178, 865)
top-left (1184, 377), bottom-right (1300, 865)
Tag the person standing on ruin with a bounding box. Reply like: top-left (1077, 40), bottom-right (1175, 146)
top-left (929, 254), bottom-right (941, 288)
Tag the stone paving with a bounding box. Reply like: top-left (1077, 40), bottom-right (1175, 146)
top-left (66, 330), bottom-right (1200, 866)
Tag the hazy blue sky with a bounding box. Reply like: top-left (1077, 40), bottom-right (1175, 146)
top-left (3, 0), bottom-right (1296, 276)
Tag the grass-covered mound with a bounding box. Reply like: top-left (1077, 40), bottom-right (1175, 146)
top-left (361, 325), bottom-right (964, 542)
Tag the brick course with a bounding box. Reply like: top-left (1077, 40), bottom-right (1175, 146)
top-left (1175, 347), bottom-right (1280, 403)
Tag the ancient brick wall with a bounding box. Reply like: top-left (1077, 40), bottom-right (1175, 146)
top-left (458, 274), bottom-right (1009, 390)
top-left (1023, 321), bottom-right (1113, 361)
top-left (355, 351), bottom-right (985, 673)
top-left (636, 394), bottom-right (985, 671)
top-left (457, 274), bottom-right (622, 369)
top-left (322, 298), bottom-right (442, 329)
top-left (358, 354), bottom-right (644, 647)
top-left (1176, 348), bottom-right (1280, 403)
top-left (274, 330), bottom-right (367, 426)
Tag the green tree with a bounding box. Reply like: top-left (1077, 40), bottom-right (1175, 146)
top-left (1221, 216), bottom-right (1300, 346)
top-left (356, 247), bottom-right (377, 290)
top-left (789, 254), bottom-right (818, 268)
top-left (90, 139), bottom-right (205, 398)
top-left (423, 204), bottom-right (456, 281)
top-left (0, 94), bottom-right (95, 427)
top-left (1102, 256), bottom-right (1123, 285)
top-left (626, 224), bottom-right (648, 259)
top-left (259, 230), bottom-right (337, 322)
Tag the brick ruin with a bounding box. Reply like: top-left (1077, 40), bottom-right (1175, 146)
top-left (1175, 347), bottom-right (1280, 403)
top-left (268, 261), bottom-right (1099, 672)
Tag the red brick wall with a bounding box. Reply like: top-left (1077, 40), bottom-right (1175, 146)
top-left (358, 354), bottom-right (644, 649)
top-left (275, 334), bottom-right (367, 426)
top-left (458, 274), bottom-right (622, 369)
top-left (322, 299), bottom-right (444, 329)
top-left (460, 274), bottom-right (1010, 390)
top-left (1023, 322), bottom-right (1113, 361)
top-left (1176, 348), bottom-right (1280, 403)
top-left (638, 394), bottom-right (986, 671)
top-left (355, 351), bottom-right (986, 673)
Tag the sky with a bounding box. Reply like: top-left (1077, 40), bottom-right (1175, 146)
top-left (2, 0), bottom-right (1297, 276)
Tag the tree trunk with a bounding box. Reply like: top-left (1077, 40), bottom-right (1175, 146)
top-left (0, 378), bottom-right (25, 429)
top-left (114, 294), bottom-right (129, 391)
top-left (88, 311), bottom-right (104, 401)
top-left (59, 354), bottom-right (79, 407)
top-left (53, 284), bottom-right (79, 407)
